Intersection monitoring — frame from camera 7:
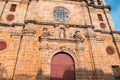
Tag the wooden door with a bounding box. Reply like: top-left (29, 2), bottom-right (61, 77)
top-left (51, 53), bottom-right (75, 80)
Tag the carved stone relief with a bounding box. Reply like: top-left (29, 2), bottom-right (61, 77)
top-left (23, 29), bottom-right (36, 36)
top-left (58, 25), bottom-right (66, 39)
top-left (73, 30), bottom-right (85, 42)
top-left (76, 44), bottom-right (85, 51)
top-left (86, 32), bottom-right (96, 38)
top-left (39, 25), bottom-right (85, 52)
top-left (59, 28), bottom-right (65, 39)
top-left (96, 36), bottom-right (105, 41)
top-left (39, 41), bottom-right (49, 50)
top-left (11, 29), bottom-right (36, 38)
top-left (10, 31), bottom-right (22, 38)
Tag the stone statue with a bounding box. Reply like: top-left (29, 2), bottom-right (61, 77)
top-left (73, 30), bottom-right (84, 42)
top-left (41, 28), bottom-right (51, 37)
top-left (59, 28), bottom-right (65, 39)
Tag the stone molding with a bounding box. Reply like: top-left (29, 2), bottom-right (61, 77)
top-left (39, 37), bottom-right (85, 52)
top-left (96, 37), bottom-right (105, 41)
top-left (88, 4), bottom-right (111, 10)
top-left (0, 23), bottom-right (25, 27)
top-left (39, 37), bottom-right (85, 43)
top-left (1, 20), bottom-right (93, 28)
top-left (10, 29), bottom-right (36, 38)
top-left (23, 29), bottom-right (36, 36)
top-left (94, 29), bottom-right (120, 34)
top-left (1, 21), bottom-right (120, 35)
top-left (112, 30), bottom-right (120, 34)
top-left (94, 29), bottom-right (111, 34)
top-left (10, 31), bottom-right (22, 37)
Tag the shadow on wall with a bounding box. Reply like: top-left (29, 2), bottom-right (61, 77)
top-left (0, 68), bottom-right (116, 80)
top-left (35, 68), bottom-right (114, 80)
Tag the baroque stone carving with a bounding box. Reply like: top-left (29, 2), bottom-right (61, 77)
top-left (87, 32), bottom-right (96, 38)
top-left (10, 31), bottom-right (22, 38)
top-left (41, 28), bottom-right (51, 37)
top-left (60, 46), bottom-right (66, 50)
top-left (23, 29), bottom-right (36, 36)
top-left (39, 42), bottom-right (50, 50)
top-left (11, 29), bottom-right (36, 38)
top-left (78, 46), bottom-right (85, 51)
top-left (59, 28), bottom-right (65, 39)
top-left (73, 31), bottom-right (85, 42)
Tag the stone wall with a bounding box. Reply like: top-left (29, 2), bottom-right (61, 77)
top-left (0, 0), bottom-right (120, 80)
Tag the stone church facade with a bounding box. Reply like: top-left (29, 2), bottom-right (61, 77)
top-left (0, 0), bottom-right (120, 80)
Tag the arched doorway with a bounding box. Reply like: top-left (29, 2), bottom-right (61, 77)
top-left (51, 52), bottom-right (75, 80)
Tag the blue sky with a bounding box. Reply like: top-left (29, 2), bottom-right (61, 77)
top-left (106, 0), bottom-right (120, 31)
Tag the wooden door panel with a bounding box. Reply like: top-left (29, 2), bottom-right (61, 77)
top-left (51, 53), bottom-right (75, 80)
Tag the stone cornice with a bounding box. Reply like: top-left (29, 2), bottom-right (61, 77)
top-left (94, 29), bottom-right (111, 34)
top-left (39, 37), bottom-right (84, 43)
top-left (25, 20), bottom-right (95, 29)
top-left (0, 20), bottom-right (93, 28)
top-left (112, 30), bottom-right (120, 34)
top-left (94, 29), bottom-right (120, 34)
top-left (0, 20), bottom-right (119, 35)
top-left (0, 22), bottom-right (25, 27)
top-left (78, 0), bottom-right (111, 10)
top-left (88, 4), bottom-right (111, 10)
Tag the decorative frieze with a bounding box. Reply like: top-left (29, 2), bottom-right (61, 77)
top-left (96, 36), bottom-right (105, 41)
top-left (10, 31), bottom-right (22, 38)
top-left (87, 32), bottom-right (96, 38)
top-left (73, 30), bottom-right (85, 42)
top-left (39, 37), bottom-right (85, 43)
top-left (10, 29), bottom-right (36, 38)
top-left (23, 29), bottom-right (36, 36)
top-left (41, 28), bottom-right (52, 37)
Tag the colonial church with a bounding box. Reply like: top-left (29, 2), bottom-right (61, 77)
top-left (0, 0), bottom-right (120, 80)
